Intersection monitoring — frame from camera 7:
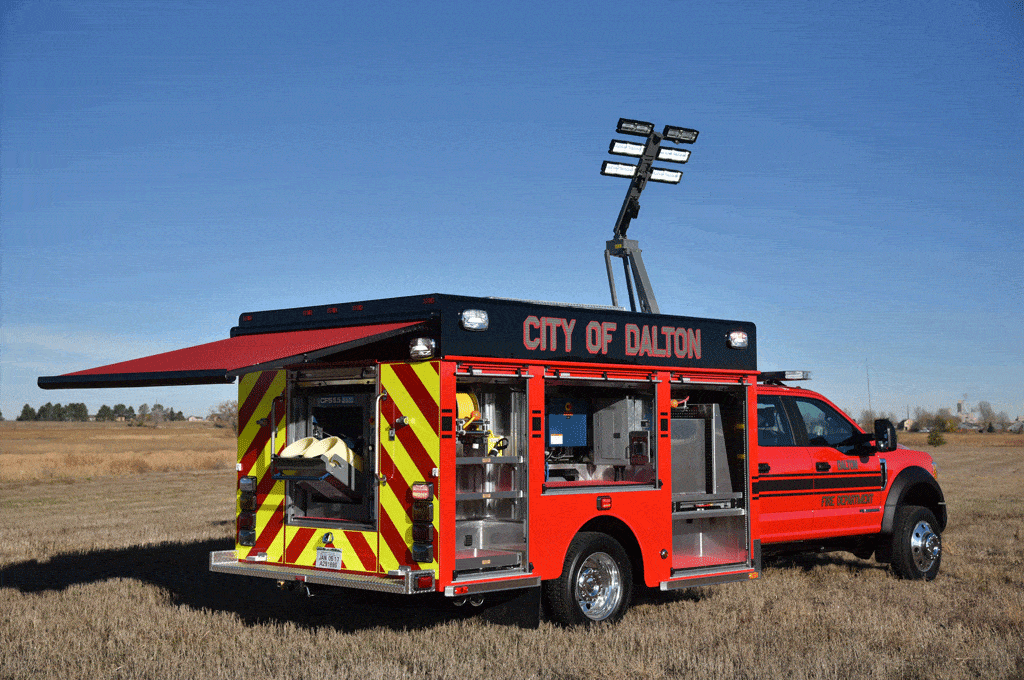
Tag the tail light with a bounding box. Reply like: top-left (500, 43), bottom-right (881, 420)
top-left (238, 476), bottom-right (258, 544)
top-left (237, 512), bottom-right (256, 531)
top-left (411, 483), bottom-right (434, 563)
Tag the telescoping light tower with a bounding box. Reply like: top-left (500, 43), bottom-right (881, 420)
top-left (601, 118), bottom-right (698, 314)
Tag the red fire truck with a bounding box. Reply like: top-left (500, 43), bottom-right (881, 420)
top-left (38, 293), bottom-right (945, 625)
top-left (37, 119), bottom-right (944, 624)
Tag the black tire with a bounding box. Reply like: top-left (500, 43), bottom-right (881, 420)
top-left (889, 505), bottom-right (942, 580)
top-left (544, 532), bottom-right (633, 625)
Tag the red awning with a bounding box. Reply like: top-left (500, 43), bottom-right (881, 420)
top-left (38, 321), bottom-right (423, 390)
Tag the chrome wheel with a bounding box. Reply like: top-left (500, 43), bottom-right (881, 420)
top-left (545, 532), bottom-right (633, 625)
top-left (574, 551), bottom-right (623, 621)
top-left (910, 520), bottom-right (941, 572)
top-left (890, 505), bottom-right (943, 580)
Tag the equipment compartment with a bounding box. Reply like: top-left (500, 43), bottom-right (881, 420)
top-left (668, 386), bottom-right (751, 572)
top-left (453, 379), bottom-right (529, 576)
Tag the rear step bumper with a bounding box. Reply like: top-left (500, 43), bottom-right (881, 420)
top-left (209, 550), bottom-right (434, 594)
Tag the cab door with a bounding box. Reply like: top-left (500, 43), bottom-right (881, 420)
top-left (755, 395), bottom-right (818, 542)
top-left (788, 397), bottom-right (884, 535)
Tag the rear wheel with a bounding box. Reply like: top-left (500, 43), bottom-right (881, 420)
top-left (545, 532), bottom-right (633, 625)
top-left (890, 505), bottom-right (942, 580)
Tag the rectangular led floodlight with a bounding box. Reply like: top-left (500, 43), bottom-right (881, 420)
top-left (617, 118), bottom-right (655, 137)
top-left (649, 167), bottom-right (682, 184)
top-left (608, 140), bottom-right (645, 157)
top-left (662, 125), bottom-right (699, 144)
top-left (656, 147), bottom-right (690, 164)
top-left (601, 161), bottom-right (637, 178)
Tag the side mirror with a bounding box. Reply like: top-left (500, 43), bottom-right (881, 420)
top-left (874, 419), bottom-right (897, 453)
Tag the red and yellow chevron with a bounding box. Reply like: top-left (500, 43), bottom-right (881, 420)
top-left (236, 370), bottom-right (287, 562)
top-left (378, 361), bottom-right (440, 573)
top-left (235, 363), bottom-right (440, 575)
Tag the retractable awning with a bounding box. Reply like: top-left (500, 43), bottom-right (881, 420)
top-left (38, 321), bottom-right (424, 390)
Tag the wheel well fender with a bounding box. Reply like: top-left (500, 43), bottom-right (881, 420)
top-left (577, 515), bottom-right (644, 585)
top-left (881, 465), bottom-right (947, 534)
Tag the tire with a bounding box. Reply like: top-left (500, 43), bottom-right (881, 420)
top-left (889, 505), bottom-right (942, 580)
top-left (544, 532), bottom-right (633, 625)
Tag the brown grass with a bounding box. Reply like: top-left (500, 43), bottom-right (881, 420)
top-left (0, 425), bottom-right (1021, 679)
top-left (0, 421), bottom-right (236, 482)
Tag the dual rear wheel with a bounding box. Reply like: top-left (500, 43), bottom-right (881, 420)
top-left (544, 532), bottom-right (633, 625)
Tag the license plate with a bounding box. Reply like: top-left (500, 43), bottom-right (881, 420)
top-left (315, 548), bottom-right (342, 570)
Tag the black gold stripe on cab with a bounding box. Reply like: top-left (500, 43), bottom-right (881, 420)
top-left (753, 473), bottom-right (883, 497)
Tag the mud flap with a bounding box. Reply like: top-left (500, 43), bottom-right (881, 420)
top-left (476, 586), bottom-right (542, 629)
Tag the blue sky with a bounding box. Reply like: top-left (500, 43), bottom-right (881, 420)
top-left (2, 0), bottom-right (1021, 421)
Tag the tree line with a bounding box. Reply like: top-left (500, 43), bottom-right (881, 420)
top-left (15, 402), bottom-right (186, 424)
top-left (858, 400), bottom-right (1015, 433)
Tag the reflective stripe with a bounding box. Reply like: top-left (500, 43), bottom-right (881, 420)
top-left (378, 362), bottom-right (440, 572)
top-left (236, 370), bottom-right (287, 562)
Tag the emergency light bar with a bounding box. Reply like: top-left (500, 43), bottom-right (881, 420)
top-left (663, 125), bottom-right (699, 144)
top-left (759, 370), bottom-right (812, 382)
top-left (616, 118), bottom-right (655, 136)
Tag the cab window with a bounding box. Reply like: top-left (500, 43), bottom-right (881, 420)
top-left (757, 395), bottom-right (795, 447)
top-left (792, 397), bottom-right (856, 452)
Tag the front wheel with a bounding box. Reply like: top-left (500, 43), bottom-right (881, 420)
top-left (545, 532), bottom-right (633, 625)
top-left (890, 505), bottom-right (942, 580)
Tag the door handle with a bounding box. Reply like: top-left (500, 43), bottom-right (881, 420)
top-left (816, 461), bottom-right (831, 472)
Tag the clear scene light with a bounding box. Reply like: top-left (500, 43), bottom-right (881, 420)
top-left (656, 147), bottom-right (690, 163)
top-left (601, 161), bottom-right (637, 178)
top-left (608, 140), bottom-right (645, 157)
top-left (727, 330), bottom-right (749, 349)
top-left (617, 118), bottom-right (655, 136)
top-left (663, 125), bottom-right (699, 144)
top-left (460, 309), bottom-right (489, 331)
top-left (409, 337), bottom-right (436, 360)
top-left (649, 167), bottom-right (682, 184)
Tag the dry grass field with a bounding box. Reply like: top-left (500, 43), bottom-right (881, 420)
top-left (0, 421), bottom-right (237, 482)
top-left (1, 423), bottom-right (1022, 679)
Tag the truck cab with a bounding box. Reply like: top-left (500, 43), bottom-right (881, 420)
top-left (754, 371), bottom-right (945, 579)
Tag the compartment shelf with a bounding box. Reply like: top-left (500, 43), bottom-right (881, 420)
top-left (455, 548), bottom-right (523, 571)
